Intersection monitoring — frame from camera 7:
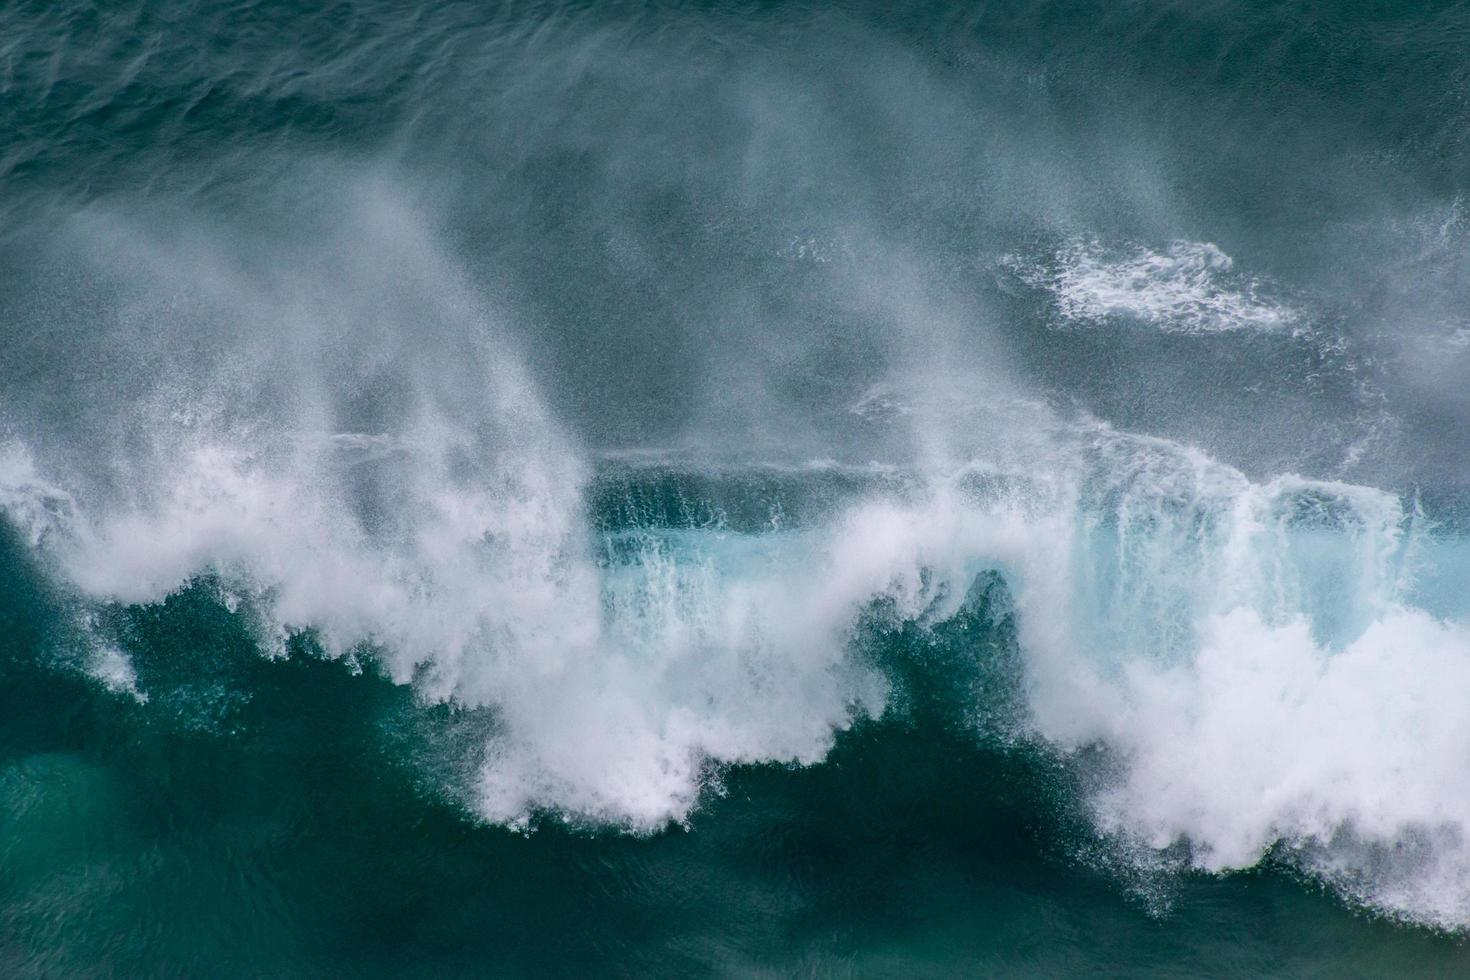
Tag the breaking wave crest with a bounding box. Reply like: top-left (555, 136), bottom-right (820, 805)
top-left (7, 401), bottom-right (1470, 928)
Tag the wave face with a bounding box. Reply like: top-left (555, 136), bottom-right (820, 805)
top-left (6, 0), bottom-right (1470, 972)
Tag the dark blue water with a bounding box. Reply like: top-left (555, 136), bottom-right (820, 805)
top-left (5, 1), bottom-right (1470, 975)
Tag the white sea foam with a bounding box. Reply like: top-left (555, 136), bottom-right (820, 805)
top-left (1093, 606), bottom-right (1470, 927)
top-left (16, 433), bottom-right (903, 827)
top-left (86, 642), bottom-right (147, 702)
top-left (977, 429), bottom-right (1470, 932)
top-left (1010, 238), bottom-right (1298, 334)
top-left (4, 188), bottom-right (1470, 926)
top-left (9, 413), bottom-right (1470, 925)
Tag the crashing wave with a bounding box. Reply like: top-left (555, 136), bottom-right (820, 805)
top-left (9, 411), bottom-right (1470, 928)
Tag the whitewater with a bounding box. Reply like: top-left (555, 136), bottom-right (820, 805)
top-left (6, 1), bottom-right (1470, 973)
top-left (5, 206), bottom-right (1470, 928)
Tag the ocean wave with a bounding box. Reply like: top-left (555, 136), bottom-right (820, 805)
top-left (9, 412), bottom-right (1470, 928)
top-left (1, 187), bottom-right (1463, 929)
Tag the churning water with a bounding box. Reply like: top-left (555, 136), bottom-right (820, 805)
top-left (5, 1), bottom-right (1470, 974)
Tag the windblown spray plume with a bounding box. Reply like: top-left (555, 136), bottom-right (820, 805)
top-left (5, 1), bottom-right (1470, 974)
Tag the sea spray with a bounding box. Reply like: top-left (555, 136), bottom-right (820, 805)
top-left (6, 0), bottom-right (1470, 971)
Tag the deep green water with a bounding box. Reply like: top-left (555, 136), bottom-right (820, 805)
top-left (7, 0), bottom-right (1470, 975)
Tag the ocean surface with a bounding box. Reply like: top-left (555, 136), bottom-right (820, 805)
top-left (6, 0), bottom-right (1470, 975)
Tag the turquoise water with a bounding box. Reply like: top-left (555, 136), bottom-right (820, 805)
top-left (7, 1), bottom-right (1470, 975)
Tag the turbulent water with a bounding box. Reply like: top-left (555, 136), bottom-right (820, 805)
top-left (5, 0), bottom-right (1470, 974)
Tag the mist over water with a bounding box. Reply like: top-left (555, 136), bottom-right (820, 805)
top-left (6, 0), bottom-right (1470, 972)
